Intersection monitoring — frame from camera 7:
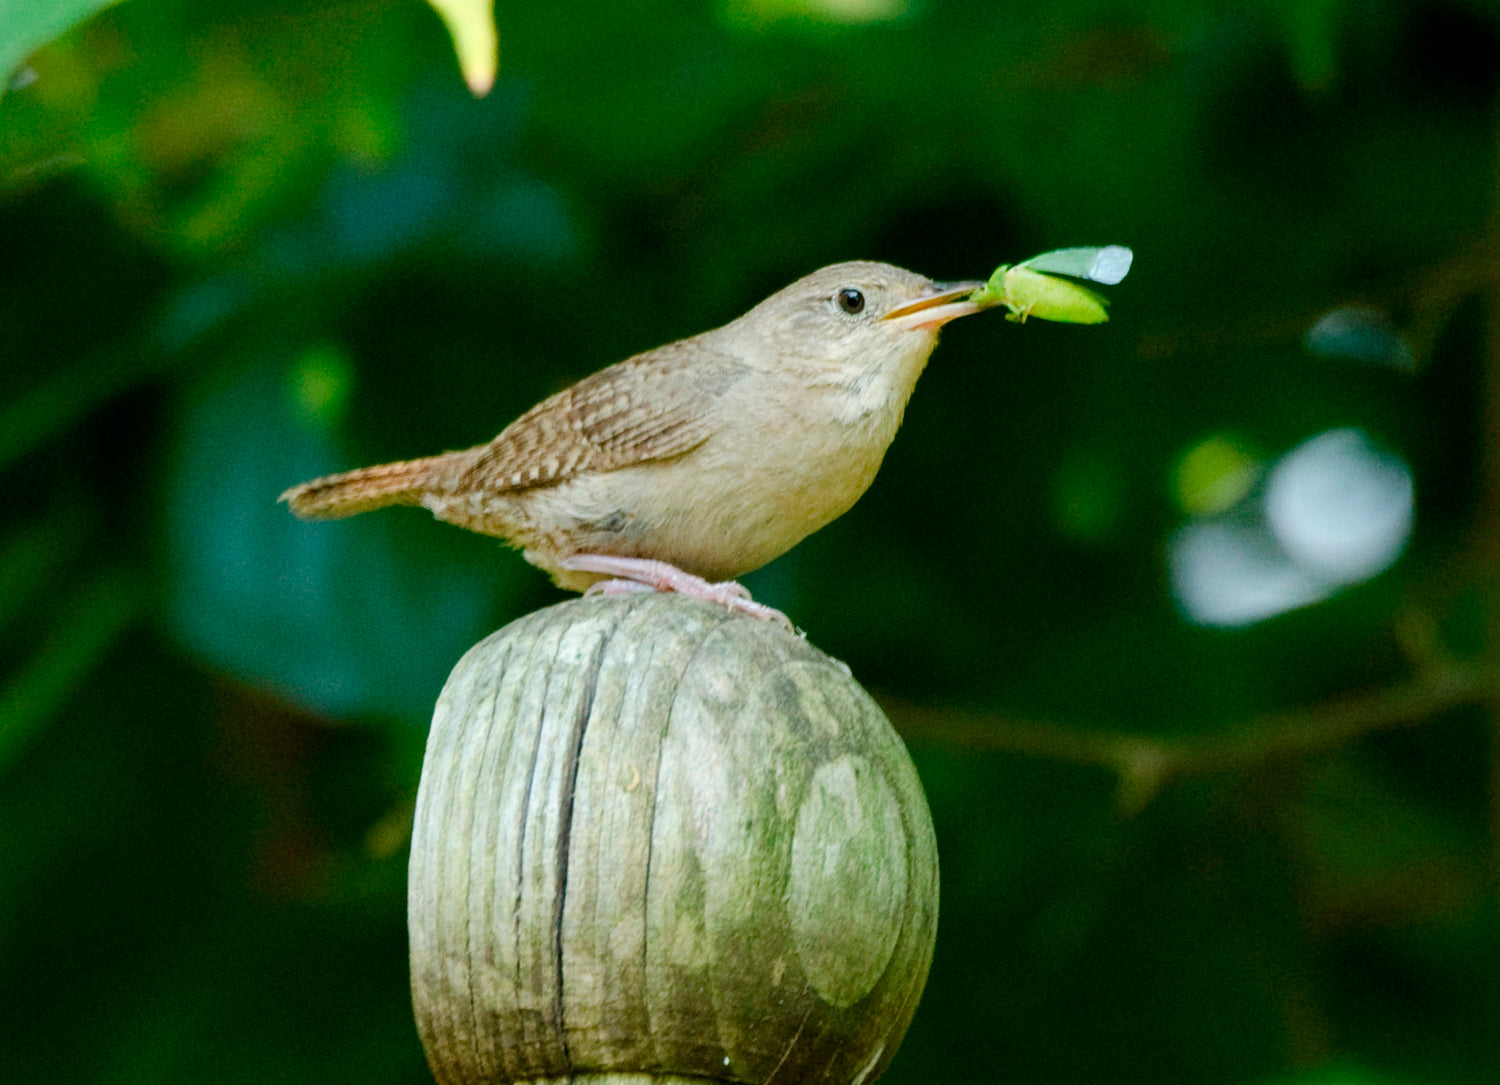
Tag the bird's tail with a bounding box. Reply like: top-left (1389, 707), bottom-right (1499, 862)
top-left (280, 456), bottom-right (448, 520)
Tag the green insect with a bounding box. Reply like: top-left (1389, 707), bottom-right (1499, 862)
top-left (970, 245), bottom-right (1133, 324)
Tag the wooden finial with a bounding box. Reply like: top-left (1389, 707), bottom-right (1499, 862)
top-left (408, 593), bottom-right (939, 1085)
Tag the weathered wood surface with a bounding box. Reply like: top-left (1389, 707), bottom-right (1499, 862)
top-left (409, 593), bottom-right (938, 1085)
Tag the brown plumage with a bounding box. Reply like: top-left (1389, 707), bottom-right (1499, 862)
top-left (281, 457), bottom-right (441, 518)
top-left (280, 261), bottom-right (985, 624)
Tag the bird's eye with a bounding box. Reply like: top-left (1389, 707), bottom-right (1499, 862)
top-left (836, 288), bottom-right (865, 314)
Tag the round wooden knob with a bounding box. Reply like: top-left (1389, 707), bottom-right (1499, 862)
top-left (409, 593), bottom-right (939, 1085)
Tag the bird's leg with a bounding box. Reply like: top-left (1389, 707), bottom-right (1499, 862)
top-left (583, 578), bottom-right (656, 597)
top-left (559, 553), bottom-right (794, 631)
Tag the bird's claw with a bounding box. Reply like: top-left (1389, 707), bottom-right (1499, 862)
top-left (561, 553), bottom-right (794, 631)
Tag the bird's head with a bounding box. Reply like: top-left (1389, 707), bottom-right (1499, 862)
top-left (735, 260), bottom-right (985, 421)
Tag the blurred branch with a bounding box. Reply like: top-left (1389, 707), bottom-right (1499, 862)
top-left (885, 123), bottom-right (1500, 818)
top-left (880, 662), bottom-right (1492, 814)
top-left (1479, 106), bottom-right (1500, 897)
top-left (1133, 235), bottom-right (1500, 370)
top-left (2, 152), bottom-right (87, 196)
top-left (0, 501), bottom-right (90, 636)
top-left (0, 569), bottom-right (143, 774)
top-left (0, 336), bottom-right (172, 468)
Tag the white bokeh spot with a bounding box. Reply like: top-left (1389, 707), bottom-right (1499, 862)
top-left (1171, 428), bottom-right (1414, 628)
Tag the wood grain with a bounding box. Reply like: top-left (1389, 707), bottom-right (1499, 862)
top-left (409, 593), bottom-right (939, 1085)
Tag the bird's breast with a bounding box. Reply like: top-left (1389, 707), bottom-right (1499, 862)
top-left (508, 402), bottom-right (898, 585)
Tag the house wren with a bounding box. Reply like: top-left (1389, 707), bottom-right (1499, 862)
top-left (280, 261), bottom-right (985, 627)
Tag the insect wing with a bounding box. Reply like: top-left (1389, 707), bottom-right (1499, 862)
top-left (1018, 245), bottom-right (1133, 285)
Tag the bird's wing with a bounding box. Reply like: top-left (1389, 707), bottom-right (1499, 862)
top-left (454, 341), bottom-right (749, 493)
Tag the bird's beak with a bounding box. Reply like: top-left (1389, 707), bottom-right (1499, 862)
top-left (881, 280), bottom-right (987, 332)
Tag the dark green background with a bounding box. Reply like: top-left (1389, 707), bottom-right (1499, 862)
top-left (4, 1), bottom-right (1499, 1082)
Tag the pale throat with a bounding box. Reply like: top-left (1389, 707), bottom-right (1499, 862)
top-left (822, 334), bottom-right (936, 427)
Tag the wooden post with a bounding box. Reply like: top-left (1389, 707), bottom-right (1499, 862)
top-left (409, 593), bottom-right (939, 1085)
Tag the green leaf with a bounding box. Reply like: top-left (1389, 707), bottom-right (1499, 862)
top-left (1173, 435), bottom-right (1263, 516)
top-left (425, 0), bottom-right (498, 96)
top-left (163, 358), bottom-right (515, 721)
top-left (0, 0), bottom-right (123, 87)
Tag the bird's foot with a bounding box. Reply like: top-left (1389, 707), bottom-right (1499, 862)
top-left (560, 553), bottom-right (794, 631)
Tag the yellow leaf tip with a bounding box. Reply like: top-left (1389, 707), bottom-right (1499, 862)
top-left (465, 65), bottom-right (496, 96)
top-left (427, 0), bottom-right (498, 96)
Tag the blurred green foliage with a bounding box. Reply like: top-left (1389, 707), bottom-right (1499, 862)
top-left (4, 0), bottom-right (1500, 1082)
